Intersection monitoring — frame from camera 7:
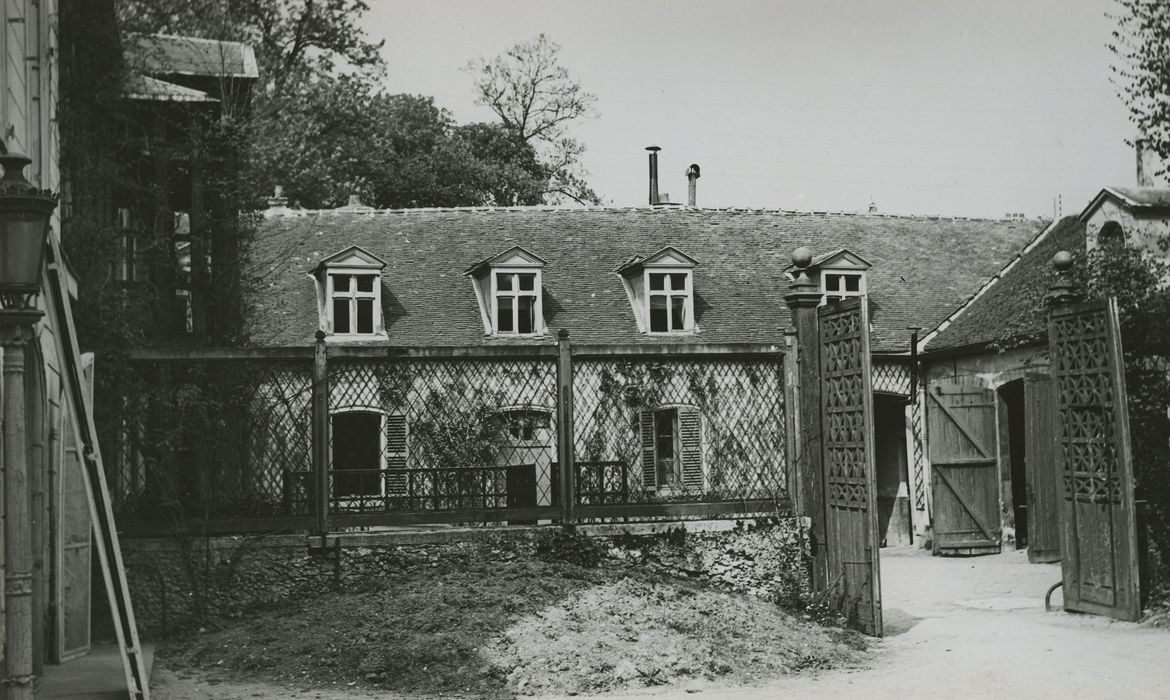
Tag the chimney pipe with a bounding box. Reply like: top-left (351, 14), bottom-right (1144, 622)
top-left (686, 164), bottom-right (701, 207)
top-left (646, 146), bottom-right (661, 205)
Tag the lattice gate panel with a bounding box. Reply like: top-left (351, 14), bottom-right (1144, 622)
top-left (818, 297), bottom-right (882, 636)
top-left (1048, 298), bottom-right (1140, 621)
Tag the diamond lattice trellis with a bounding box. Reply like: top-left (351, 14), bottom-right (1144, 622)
top-left (571, 356), bottom-right (787, 508)
top-left (326, 357), bottom-right (558, 514)
top-left (110, 360), bottom-right (315, 519)
top-left (872, 359), bottom-right (911, 396)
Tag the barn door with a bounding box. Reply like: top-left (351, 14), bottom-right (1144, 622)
top-left (818, 297), bottom-right (882, 636)
top-left (927, 381), bottom-right (1001, 555)
top-left (1024, 374), bottom-right (1061, 563)
top-left (1049, 298), bottom-right (1140, 621)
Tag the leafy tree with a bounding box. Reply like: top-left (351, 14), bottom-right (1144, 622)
top-left (116, 0), bottom-right (385, 96)
top-left (1109, 0), bottom-right (1170, 177)
top-left (250, 76), bottom-right (546, 209)
top-left (466, 34), bottom-right (601, 204)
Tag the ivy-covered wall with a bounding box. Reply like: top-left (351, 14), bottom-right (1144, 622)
top-left (572, 357), bottom-right (787, 502)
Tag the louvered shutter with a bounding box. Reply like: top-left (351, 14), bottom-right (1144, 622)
top-left (679, 407), bottom-right (703, 491)
top-left (386, 414), bottom-right (408, 496)
top-left (640, 409), bottom-right (657, 490)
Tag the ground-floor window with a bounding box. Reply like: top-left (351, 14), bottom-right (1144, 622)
top-left (640, 406), bottom-right (703, 491)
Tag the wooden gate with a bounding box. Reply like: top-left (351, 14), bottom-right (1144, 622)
top-left (927, 381), bottom-right (1001, 555)
top-left (818, 298), bottom-right (882, 636)
top-left (1049, 298), bottom-right (1140, 621)
top-left (1024, 374), bottom-right (1061, 563)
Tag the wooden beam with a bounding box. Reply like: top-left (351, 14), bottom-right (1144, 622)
top-left (125, 347), bottom-right (314, 361)
top-left (330, 507), bottom-right (561, 528)
top-left (575, 498), bottom-right (791, 520)
top-left (571, 343), bottom-right (784, 359)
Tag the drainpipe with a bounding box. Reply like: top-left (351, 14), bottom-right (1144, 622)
top-left (907, 327), bottom-right (923, 404)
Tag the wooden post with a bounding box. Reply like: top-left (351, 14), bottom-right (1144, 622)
top-left (2, 323), bottom-right (37, 699)
top-left (783, 248), bottom-right (828, 593)
top-left (782, 329), bottom-right (800, 503)
top-left (312, 331), bottom-right (330, 535)
top-left (556, 330), bottom-right (575, 525)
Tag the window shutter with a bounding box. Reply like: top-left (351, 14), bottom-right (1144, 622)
top-left (640, 409), bottom-right (656, 490)
top-left (679, 407), bottom-right (703, 491)
top-left (386, 414), bottom-right (408, 496)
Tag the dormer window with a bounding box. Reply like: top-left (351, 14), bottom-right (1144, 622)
top-left (787, 248), bottom-right (871, 307)
top-left (647, 271), bottom-right (691, 332)
top-left (616, 247), bottom-right (699, 334)
top-left (330, 273), bottom-right (378, 334)
top-left (313, 246), bottom-right (387, 339)
top-left (465, 246), bottom-right (547, 337)
top-left (822, 271), bottom-right (866, 303)
top-left (493, 271), bottom-right (540, 334)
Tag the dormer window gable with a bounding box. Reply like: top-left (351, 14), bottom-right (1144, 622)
top-left (313, 245), bottom-right (387, 339)
top-left (788, 248), bottom-right (871, 306)
top-left (616, 246), bottom-right (698, 334)
top-left (464, 246), bottom-right (547, 337)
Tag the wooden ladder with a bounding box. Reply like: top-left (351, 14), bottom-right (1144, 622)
top-left (45, 237), bottom-right (149, 699)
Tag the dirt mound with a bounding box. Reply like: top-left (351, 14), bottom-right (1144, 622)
top-left (159, 554), bottom-right (865, 698)
top-left (488, 577), bottom-right (864, 695)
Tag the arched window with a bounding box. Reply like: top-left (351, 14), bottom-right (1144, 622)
top-left (1098, 221), bottom-right (1125, 249)
top-left (497, 406), bottom-right (552, 445)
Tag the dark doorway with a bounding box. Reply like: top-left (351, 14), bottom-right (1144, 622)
top-left (1000, 380), bottom-right (1028, 549)
top-left (331, 411), bottom-right (382, 501)
top-left (873, 394), bottom-right (912, 547)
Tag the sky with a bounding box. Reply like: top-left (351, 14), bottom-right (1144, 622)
top-left (363, 0), bottom-right (1135, 219)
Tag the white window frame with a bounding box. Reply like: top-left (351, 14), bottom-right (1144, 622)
top-left (490, 267), bottom-right (544, 336)
top-left (643, 268), bottom-right (694, 334)
top-left (326, 268), bottom-right (383, 336)
top-left (820, 269), bottom-right (867, 306)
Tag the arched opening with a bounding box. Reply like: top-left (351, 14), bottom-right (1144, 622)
top-left (873, 393), bottom-right (912, 547)
top-left (1098, 220), bottom-right (1125, 249)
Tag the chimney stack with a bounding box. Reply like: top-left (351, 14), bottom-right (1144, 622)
top-left (646, 146), bottom-right (661, 205)
top-left (686, 164), bottom-right (701, 207)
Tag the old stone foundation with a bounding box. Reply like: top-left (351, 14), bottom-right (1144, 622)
top-left (110, 517), bottom-right (810, 637)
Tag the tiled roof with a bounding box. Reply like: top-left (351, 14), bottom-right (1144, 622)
top-left (1100, 186), bottom-right (1170, 210)
top-left (123, 74), bottom-right (218, 102)
top-left (242, 206), bottom-right (1045, 352)
top-left (1078, 187), bottom-right (1170, 220)
top-left (925, 216), bottom-right (1085, 353)
top-left (125, 33), bottom-right (259, 79)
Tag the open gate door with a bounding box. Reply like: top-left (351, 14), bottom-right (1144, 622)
top-left (1024, 374), bottom-right (1061, 563)
top-left (927, 381), bottom-right (1001, 555)
top-left (818, 297), bottom-right (882, 636)
top-left (1049, 298), bottom-right (1140, 621)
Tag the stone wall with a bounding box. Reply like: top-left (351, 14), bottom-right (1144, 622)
top-left (111, 517), bottom-right (809, 638)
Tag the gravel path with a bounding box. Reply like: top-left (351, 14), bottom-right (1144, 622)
top-left (545, 547), bottom-right (1170, 700)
